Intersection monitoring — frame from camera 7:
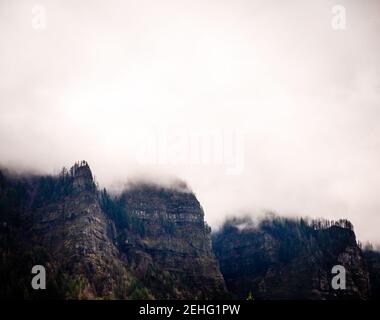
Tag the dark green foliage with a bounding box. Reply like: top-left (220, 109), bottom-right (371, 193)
top-left (100, 189), bottom-right (128, 228)
top-left (363, 249), bottom-right (380, 299)
top-left (32, 161), bottom-right (98, 209)
top-left (32, 170), bottom-right (74, 209)
top-left (59, 274), bottom-right (88, 299)
top-left (0, 236), bottom-right (58, 299)
top-left (213, 215), bottom-right (363, 300)
top-left (100, 189), bottom-right (145, 235)
top-left (114, 277), bottom-right (129, 299)
top-left (0, 170), bottom-right (29, 225)
top-left (0, 165), bottom-right (93, 299)
top-left (128, 279), bottom-right (151, 300)
top-left (215, 216), bottom-right (355, 266)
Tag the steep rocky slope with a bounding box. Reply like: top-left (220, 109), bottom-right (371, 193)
top-left (1, 161), bottom-right (379, 300)
top-left (212, 216), bottom-right (370, 300)
top-left (0, 161), bottom-right (226, 299)
top-left (363, 249), bottom-right (380, 299)
top-left (29, 162), bottom-right (131, 298)
top-left (0, 162), bottom-right (130, 298)
top-left (101, 183), bottom-right (227, 299)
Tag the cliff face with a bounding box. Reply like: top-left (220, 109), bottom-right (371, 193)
top-left (0, 162), bottom-right (131, 298)
top-left (112, 184), bottom-right (227, 299)
top-left (28, 162), bottom-right (131, 298)
top-left (0, 162), bottom-right (226, 299)
top-left (364, 249), bottom-right (380, 299)
top-left (1, 161), bottom-right (378, 300)
top-left (212, 216), bottom-right (370, 300)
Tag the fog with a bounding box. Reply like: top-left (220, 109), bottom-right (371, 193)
top-left (1, 0), bottom-right (380, 243)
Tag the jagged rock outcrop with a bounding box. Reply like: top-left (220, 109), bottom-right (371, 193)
top-left (28, 161), bottom-right (130, 298)
top-left (1, 161), bottom-right (130, 298)
top-left (0, 161), bottom-right (226, 299)
top-left (1, 161), bottom-right (379, 300)
top-left (212, 216), bottom-right (371, 300)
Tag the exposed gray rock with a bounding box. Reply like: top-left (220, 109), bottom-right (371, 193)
top-left (212, 217), bottom-right (370, 300)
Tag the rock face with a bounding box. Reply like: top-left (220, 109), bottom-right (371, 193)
top-left (364, 249), bottom-right (380, 299)
top-left (0, 162), bottom-right (226, 299)
top-left (29, 162), bottom-right (131, 298)
top-left (212, 216), bottom-right (371, 300)
top-left (113, 184), bottom-right (227, 299)
top-left (0, 161), bottom-right (130, 298)
top-left (1, 161), bottom-right (379, 300)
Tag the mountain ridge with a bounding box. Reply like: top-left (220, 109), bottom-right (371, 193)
top-left (0, 161), bottom-right (379, 299)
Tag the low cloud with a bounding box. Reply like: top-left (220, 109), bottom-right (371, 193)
top-left (1, 0), bottom-right (380, 243)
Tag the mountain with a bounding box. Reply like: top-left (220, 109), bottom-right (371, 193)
top-left (0, 161), bottom-right (379, 299)
top-left (212, 216), bottom-right (371, 300)
top-left (100, 183), bottom-right (227, 299)
top-left (0, 161), bottom-right (226, 299)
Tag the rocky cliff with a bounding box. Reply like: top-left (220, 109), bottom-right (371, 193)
top-left (103, 183), bottom-right (227, 299)
top-left (1, 161), bottom-right (379, 300)
top-left (212, 216), bottom-right (371, 300)
top-left (363, 249), bottom-right (380, 299)
top-left (0, 161), bottom-right (226, 299)
top-left (0, 161), bottom-right (131, 298)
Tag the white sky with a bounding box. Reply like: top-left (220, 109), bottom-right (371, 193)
top-left (1, 0), bottom-right (380, 243)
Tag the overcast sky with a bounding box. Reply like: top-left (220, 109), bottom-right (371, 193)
top-left (1, 0), bottom-right (380, 243)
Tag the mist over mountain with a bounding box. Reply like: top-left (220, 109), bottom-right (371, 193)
top-left (1, 0), bottom-right (380, 245)
top-left (213, 215), bottom-right (378, 299)
top-left (1, 161), bottom-right (379, 300)
top-left (0, 161), bottom-right (226, 299)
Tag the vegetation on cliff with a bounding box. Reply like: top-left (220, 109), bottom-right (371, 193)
top-left (1, 162), bottom-right (379, 300)
top-left (212, 215), bottom-right (373, 300)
